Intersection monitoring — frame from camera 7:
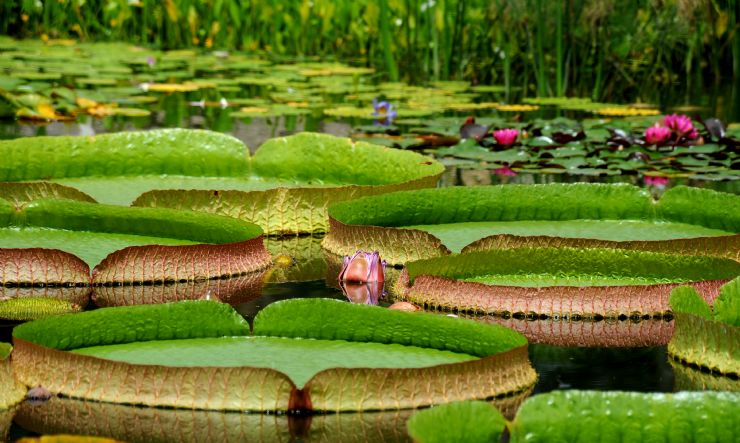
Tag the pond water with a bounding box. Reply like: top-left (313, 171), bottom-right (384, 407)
top-left (0, 58), bottom-right (737, 439)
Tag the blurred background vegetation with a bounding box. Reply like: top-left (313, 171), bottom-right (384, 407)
top-left (0, 0), bottom-right (739, 103)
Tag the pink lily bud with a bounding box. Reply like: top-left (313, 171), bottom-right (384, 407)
top-left (644, 125), bottom-right (671, 145)
top-left (663, 114), bottom-right (695, 136)
top-left (687, 128), bottom-right (698, 140)
top-left (493, 128), bottom-right (519, 146)
top-left (338, 251), bottom-right (386, 283)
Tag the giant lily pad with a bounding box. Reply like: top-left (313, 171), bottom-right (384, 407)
top-left (0, 343), bottom-right (26, 409)
top-left (0, 198), bottom-right (270, 315)
top-left (11, 299), bottom-right (536, 411)
top-left (323, 184), bottom-right (739, 265)
top-left (509, 391), bottom-right (739, 442)
top-left (393, 248), bottom-right (739, 318)
top-left (477, 315), bottom-right (675, 347)
top-left (668, 277), bottom-right (740, 375)
top-left (0, 130), bottom-right (443, 234)
top-left (12, 388), bottom-right (527, 443)
top-left (411, 391), bottom-right (739, 443)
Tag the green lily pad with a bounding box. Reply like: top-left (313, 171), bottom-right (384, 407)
top-left (395, 247), bottom-right (738, 317)
top-left (407, 401), bottom-right (506, 443)
top-left (1, 343), bottom-right (27, 410)
top-left (509, 391), bottom-right (739, 442)
top-left (0, 130), bottom-right (443, 234)
top-left (0, 197), bottom-right (271, 317)
top-left (324, 184), bottom-right (739, 264)
top-left (12, 299), bottom-right (535, 411)
top-left (669, 277), bottom-right (740, 375)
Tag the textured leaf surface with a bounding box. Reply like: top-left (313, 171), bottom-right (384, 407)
top-left (0, 297), bottom-right (82, 321)
top-left (397, 248), bottom-right (736, 317)
top-left (670, 360), bottom-right (740, 392)
top-left (14, 397), bottom-right (413, 443)
top-left (0, 343), bottom-right (26, 409)
top-left (14, 300), bottom-right (250, 350)
top-left (0, 182), bottom-right (95, 206)
top-left (405, 219), bottom-right (731, 253)
top-left (510, 391), bottom-right (740, 443)
top-left (329, 183), bottom-right (652, 226)
top-left (254, 298), bottom-right (527, 357)
top-left (668, 312), bottom-right (739, 375)
top-left (0, 227), bottom-right (198, 267)
top-left (52, 176), bottom-right (312, 206)
top-left (669, 286), bottom-right (713, 320)
top-left (252, 132), bottom-right (444, 186)
top-left (12, 300), bottom-right (537, 411)
top-left (92, 271), bottom-right (267, 307)
top-left (405, 248), bottom-right (739, 286)
top-left (478, 317), bottom-right (674, 347)
top-left (714, 276), bottom-right (740, 327)
top-left (72, 336), bottom-right (475, 388)
top-left (0, 129), bottom-right (249, 181)
top-left (134, 175), bottom-right (441, 235)
top-left (657, 185), bottom-right (740, 232)
top-left (12, 199), bottom-right (263, 245)
top-left (464, 233), bottom-right (740, 262)
top-left (325, 184), bottom-right (739, 264)
top-left (407, 401), bottom-right (506, 443)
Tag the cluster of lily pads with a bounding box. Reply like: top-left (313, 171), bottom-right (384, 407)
top-left (0, 123), bottom-right (737, 441)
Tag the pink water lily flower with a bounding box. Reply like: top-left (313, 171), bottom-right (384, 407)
top-left (493, 166), bottom-right (517, 177)
top-left (644, 125), bottom-right (671, 145)
top-left (338, 251), bottom-right (386, 283)
top-left (644, 175), bottom-right (669, 187)
top-left (493, 128), bottom-right (519, 146)
top-left (663, 114), bottom-right (695, 137)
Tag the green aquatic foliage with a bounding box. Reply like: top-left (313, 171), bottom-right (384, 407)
top-left (253, 298), bottom-right (526, 357)
top-left (671, 276), bottom-right (740, 327)
top-left (252, 132), bottom-right (444, 186)
top-left (0, 343), bottom-right (9, 360)
top-left (0, 297), bottom-right (82, 321)
top-left (712, 277), bottom-right (740, 327)
top-left (509, 390), bottom-right (739, 443)
top-left (329, 184), bottom-right (653, 227)
top-left (657, 186), bottom-right (740, 233)
top-left (13, 300), bottom-right (251, 351)
top-left (72, 336), bottom-right (476, 388)
top-left (669, 286), bottom-right (713, 321)
top-left (0, 128), bottom-right (249, 181)
top-left (406, 401), bottom-right (506, 443)
top-left (405, 248), bottom-right (740, 286)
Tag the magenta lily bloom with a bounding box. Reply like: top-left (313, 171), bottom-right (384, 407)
top-left (644, 175), bottom-right (669, 187)
top-left (338, 251), bottom-right (386, 283)
top-left (644, 125), bottom-right (671, 145)
top-left (663, 114), bottom-right (695, 137)
top-left (493, 128), bottom-right (519, 146)
top-left (493, 166), bottom-right (517, 177)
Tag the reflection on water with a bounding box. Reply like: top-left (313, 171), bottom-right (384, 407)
top-left (10, 388), bottom-right (534, 442)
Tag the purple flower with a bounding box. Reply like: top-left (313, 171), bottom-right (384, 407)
top-left (644, 175), bottom-right (669, 187)
top-left (663, 114), bottom-right (695, 137)
top-left (372, 98), bottom-right (397, 126)
top-left (644, 125), bottom-right (671, 145)
top-left (493, 128), bottom-right (519, 146)
top-left (338, 251), bottom-right (386, 283)
top-left (493, 166), bottom-right (517, 177)
top-left (146, 56), bottom-right (156, 68)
